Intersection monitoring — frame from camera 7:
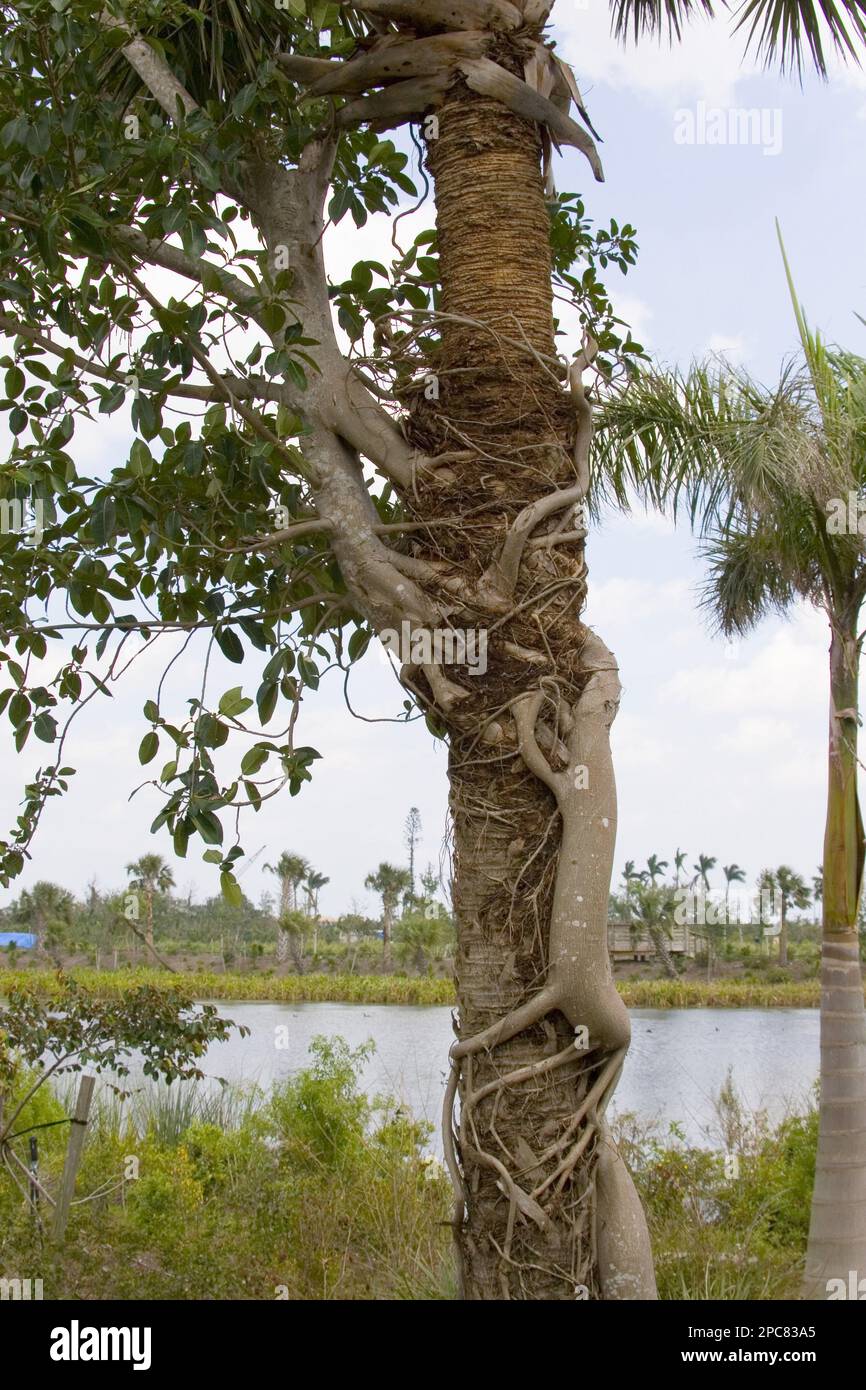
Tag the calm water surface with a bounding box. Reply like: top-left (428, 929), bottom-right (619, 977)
top-left (195, 1002), bottom-right (819, 1149)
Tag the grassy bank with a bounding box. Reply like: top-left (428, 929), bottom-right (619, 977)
top-left (0, 967), bottom-right (829, 1008)
top-left (0, 1041), bottom-right (813, 1300)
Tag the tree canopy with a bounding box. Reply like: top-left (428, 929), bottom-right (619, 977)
top-left (0, 0), bottom-right (641, 900)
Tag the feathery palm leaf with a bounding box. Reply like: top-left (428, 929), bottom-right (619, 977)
top-left (612, 0), bottom-right (866, 76)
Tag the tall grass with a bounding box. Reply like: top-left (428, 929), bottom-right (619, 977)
top-left (2, 1038), bottom-right (454, 1301)
top-left (618, 1073), bottom-right (816, 1300)
top-left (0, 968), bottom-right (830, 1008)
top-left (0, 1043), bottom-right (812, 1301)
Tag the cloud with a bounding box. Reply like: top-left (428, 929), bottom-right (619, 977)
top-left (551, 9), bottom-right (761, 108)
top-left (661, 610), bottom-right (827, 717)
top-left (707, 332), bottom-right (747, 362)
top-left (588, 575), bottom-right (692, 628)
top-left (611, 710), bottom-right (672, 768)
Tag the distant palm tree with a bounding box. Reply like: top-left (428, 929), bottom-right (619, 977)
top-left (722, 863), bottom-right (747, 940)
top-left (812, 868), bottom-right (824, 906)
top-left (762, 866), bottom-right (811, 968)
top-left (692, 855), bottom-right (717, 893)
top-left (303, 869), bottom-right (329, 954)
top-left (621, 860), bottom-right (646, 892)
top-left (126, 854), bottom-right (174, 950)
top-left (673, 849), bottom-right (688, 889)
top-left (302, 869), bottom-right (329, 917)
top-left (629, 883), bottom-right (678, 980)
top-left (264, 852), bottom-right (310, 963)
top-left (394, 913), bottom-right (446, 974)
top-left (264, 852), bottom-right (308, 913)
top-left (365, 863), bottom-right (412, 967)
top-left (646, 854), bottom-right (668, 885)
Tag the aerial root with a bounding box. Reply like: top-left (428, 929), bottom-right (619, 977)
top-left (449, 981), bottom-right (560, 1060)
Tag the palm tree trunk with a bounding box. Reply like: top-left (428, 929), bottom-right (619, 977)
top-left (778, 897), bottom-right (788, 967)
top-left (382, 902), bottom-right (392, 968)
top-left (408, 87), bottom-right (653, 1300)
top-left (648, 925), bottom-right (677, 980)
top-left (276, 876), bottom-right (291, 965)
top-left (803, 618), bottom-right (866, 1297)
top-left (145, 889), bottom-right (154, 951)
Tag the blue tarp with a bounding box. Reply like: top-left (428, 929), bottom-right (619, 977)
top-left (0, 932), bottom-right (36, 949)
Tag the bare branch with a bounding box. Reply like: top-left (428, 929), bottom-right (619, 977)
top-left (274, 52), bottom-right (335, 84)
top-left (100, 12), bottom-right (198, 120)
top-left (304, 34), bottom-right (487, 99)
top-left (337, 75), bottom-right (451, 130)
top-left (345, 0), bottom-right (523, 30)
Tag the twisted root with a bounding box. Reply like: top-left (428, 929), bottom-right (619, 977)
top-left (443, 634), bottom-right (657, 1299)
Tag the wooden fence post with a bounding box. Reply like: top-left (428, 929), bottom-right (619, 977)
top-left (52, 1074), bottom-right (95, 1243)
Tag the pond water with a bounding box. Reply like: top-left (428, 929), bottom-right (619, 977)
top-left (193, 1001), bottom-right (819, 1150)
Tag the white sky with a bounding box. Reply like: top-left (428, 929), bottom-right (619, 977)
top-left (1, 7), bottom-right (862, 917)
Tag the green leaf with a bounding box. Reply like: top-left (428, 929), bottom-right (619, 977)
top-left (256, 680), bottom-right (278, 724)
top-left (347, 628), bottom-right (370, 662)
top-left (33, 712), bottom-right (57, 742)
top-left (218, 686), bottom-right (253, 718)
top-left (215, 627), bottom-right (244, 664)
top-left (138, 731), bottom-right (159, 764)
top-left (220, 872), bottom-right (243, 908)
top-left (5, 366), bottom-right (24, 398)
top-left (240, 744), bottom-right (268, 775)
top-left (9, 691), bottom-right (30, 727)
top-left (192, 810), bottom-right (223, 845)
top-left (91, 496), bottom-right (117, 546)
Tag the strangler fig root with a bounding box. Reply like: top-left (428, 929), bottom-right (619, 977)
top-left (443, 631), bottom-right (657, 1300)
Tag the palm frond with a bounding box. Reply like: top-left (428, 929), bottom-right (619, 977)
top-left (699, 521), bottom-right (810, 635)
top-left (99, 0), bottom-right (365, 107)
top-left (733, 0), bottom-right (866, 77)
top-left (612, 0), bottom-right (866, 76)
top-left (610, 0), bottom-right (716, 45)
top-left (777, 227), bottom-right (866, 487)
top-left (593, 360), bottom-right (814, 533)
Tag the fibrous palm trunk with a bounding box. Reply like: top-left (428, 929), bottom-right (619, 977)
top-left (383, 900), bottom-right (393, 968)
top-left (648, 925), bottom-right (677, 979)
top-left (803, 620), bottom-right (866, 1297)
top-left (400, 84), bottom-right (654, 1300)
top-left (276, 877), bottom-right (291, 966)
